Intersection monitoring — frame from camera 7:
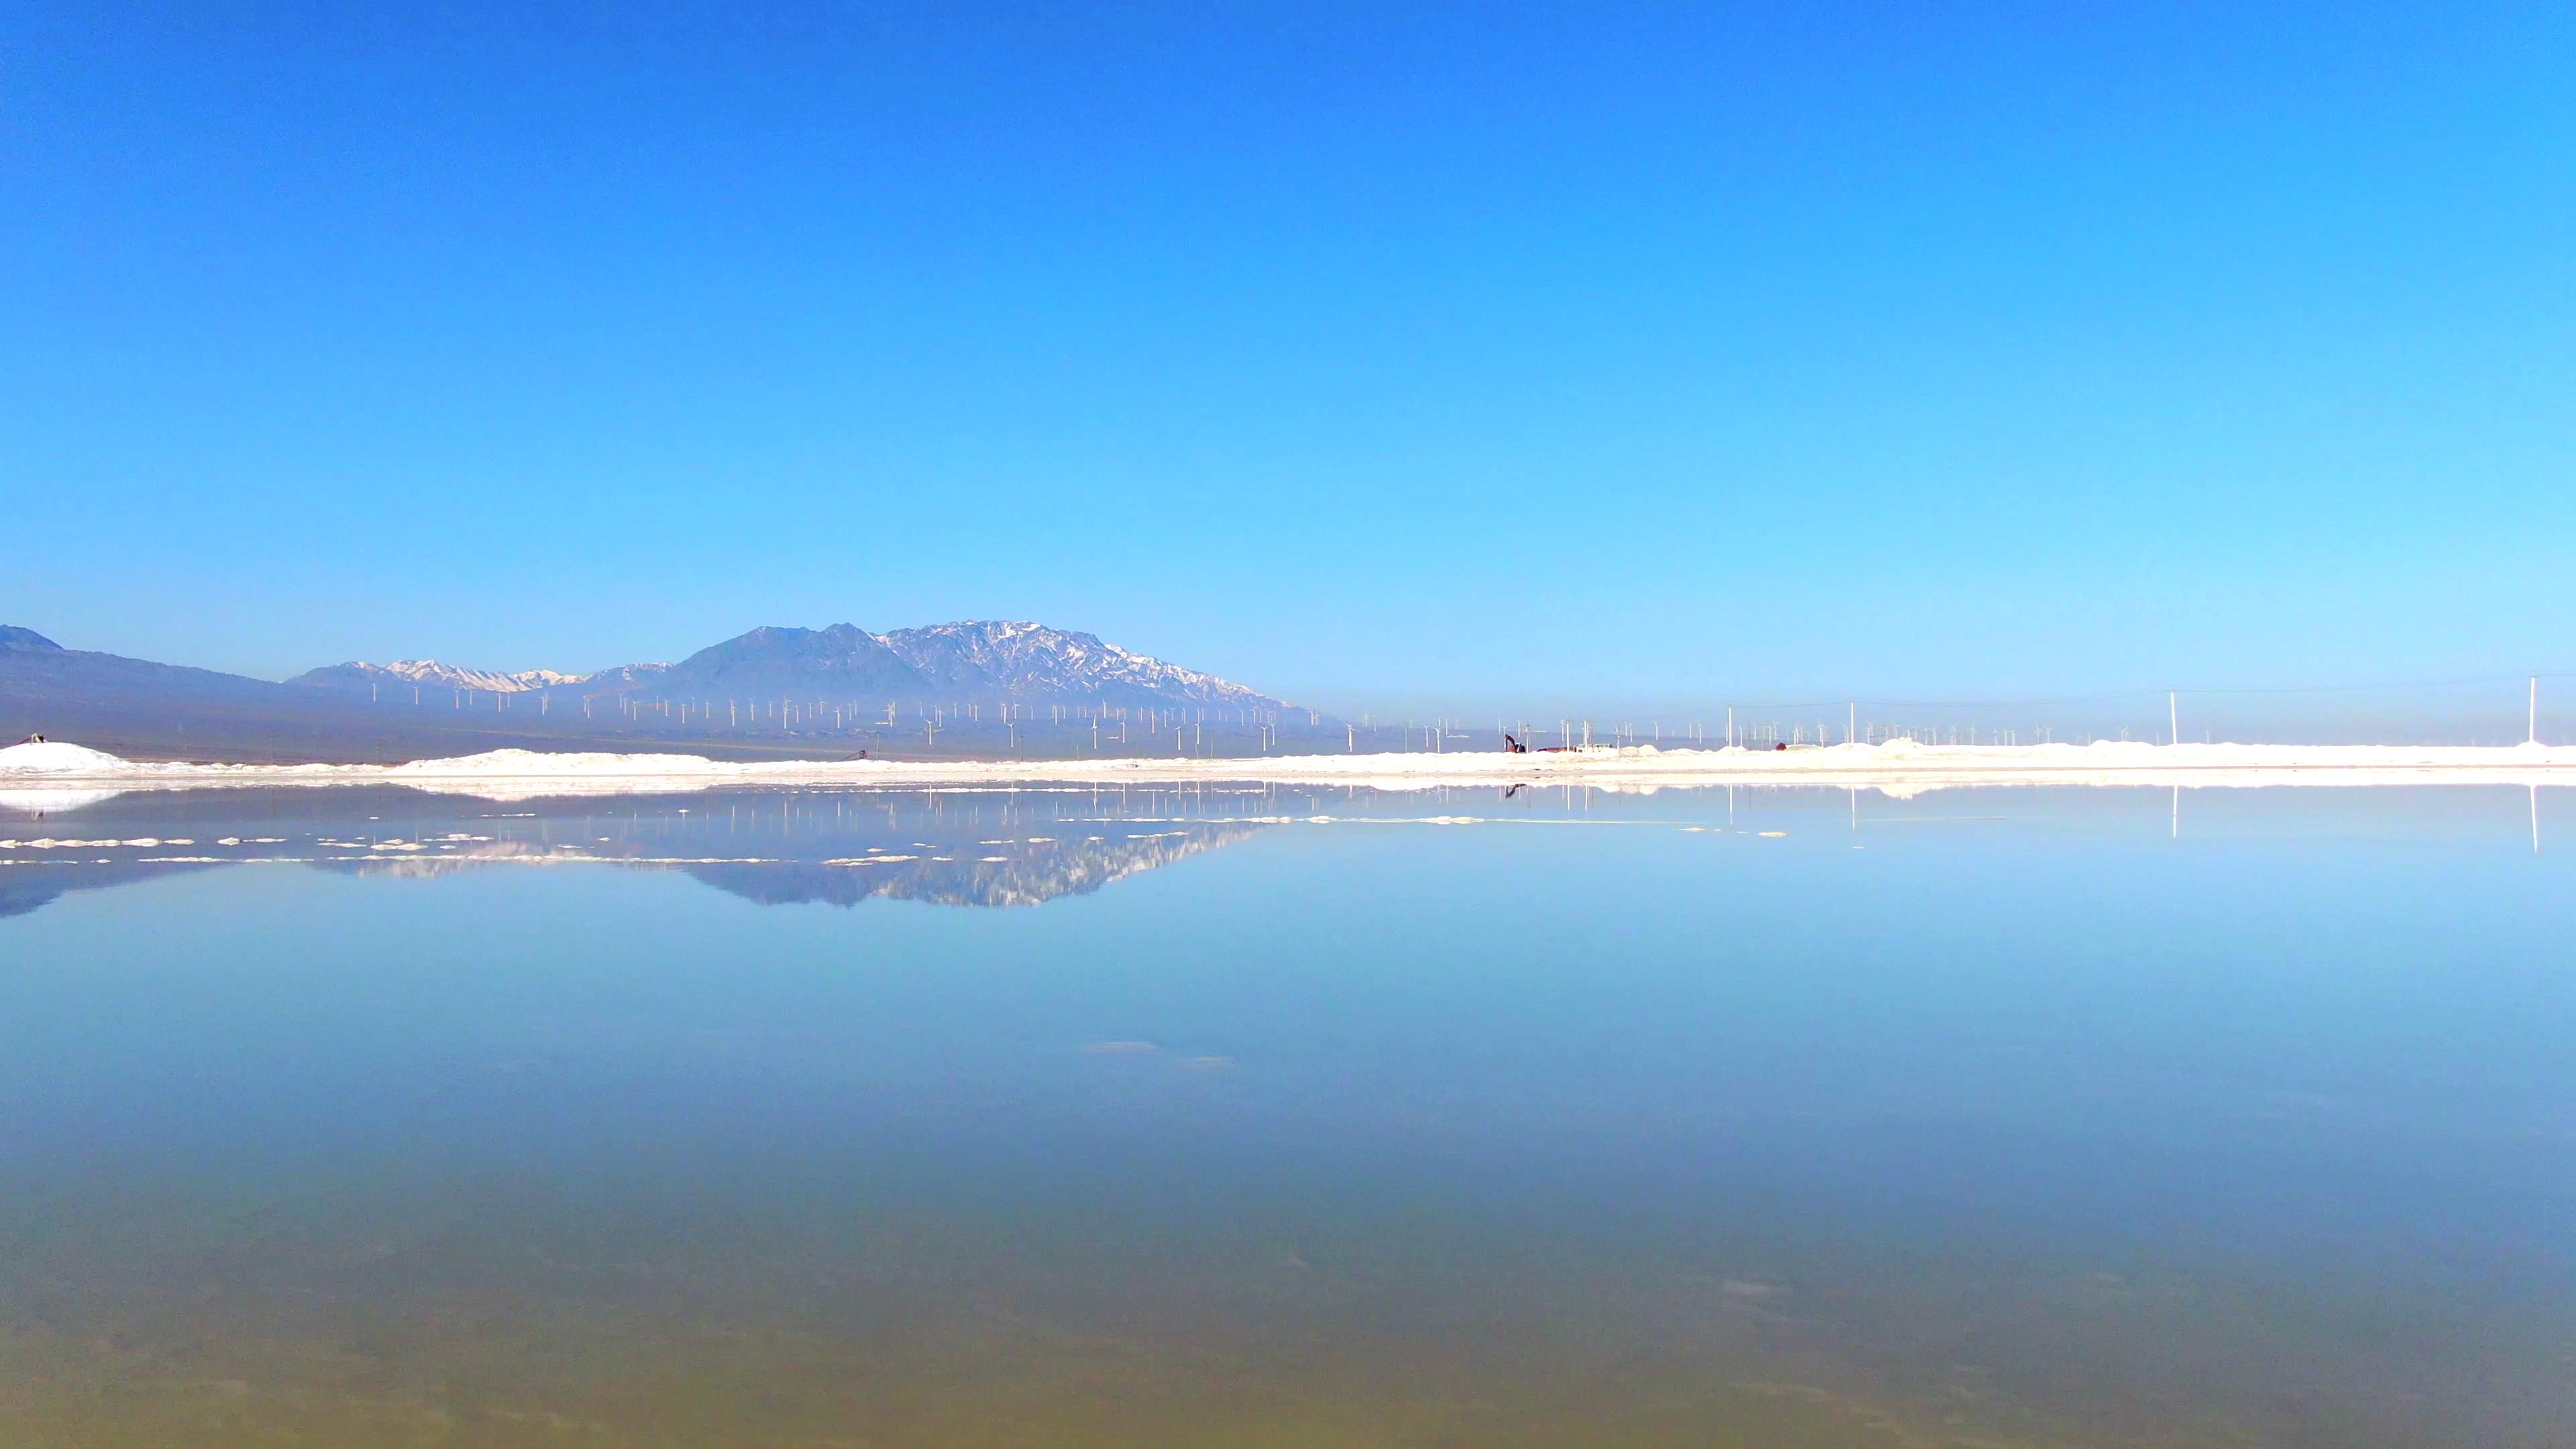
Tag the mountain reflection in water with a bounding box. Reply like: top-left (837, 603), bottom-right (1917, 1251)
top-left (0, 785), bottom-right (1291, 916)
top-left (680, 826), bottom-right (1270, 908)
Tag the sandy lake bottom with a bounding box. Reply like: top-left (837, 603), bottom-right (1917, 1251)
top-left (2, 781), bottom-right (2569, 1446)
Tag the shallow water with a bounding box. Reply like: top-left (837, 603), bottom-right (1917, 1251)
top-left (2, 782), bottom-right (2570, 1446)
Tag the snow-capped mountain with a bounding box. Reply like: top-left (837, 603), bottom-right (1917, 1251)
top-left (290, 660), bottom-right (591, 695)
top-left (631, 621), bottom-right (1287, 712)
top-left (278, 621), bottom-right (1290, 712)
top-left (569, 661), bottom-right (673, 692)
top-left (877, 621), bottom-right (1277, 709)
top-left (651, 625), bottom-right (934, 699)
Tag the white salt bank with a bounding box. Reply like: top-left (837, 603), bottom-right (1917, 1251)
top-left (3, 736), bottom-right (2573, 799)
top-left (0, 740), bottom-right (140, 776)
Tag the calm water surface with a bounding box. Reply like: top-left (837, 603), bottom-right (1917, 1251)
top-left (1, 782), bottom-right (2569, 1446)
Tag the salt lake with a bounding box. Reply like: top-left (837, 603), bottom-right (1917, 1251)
top-left (2, 781), bottom-right (2568, 1446)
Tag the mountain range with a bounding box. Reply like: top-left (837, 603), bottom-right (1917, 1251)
top-left (1, 620), bottom-right (1299, 763)
top-left (285, 620), bottom-right (1285, 711)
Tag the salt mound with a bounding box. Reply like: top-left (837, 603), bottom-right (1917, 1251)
top-left (0, 740), bottom-right (137, 776)
top-left (384, 748), bottom-right (730, 777)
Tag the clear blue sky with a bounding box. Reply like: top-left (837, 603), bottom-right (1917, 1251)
top-left (5, 2), bottom-right (2571, 718)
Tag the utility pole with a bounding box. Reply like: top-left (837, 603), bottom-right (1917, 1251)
top-left (2169, 690), bottom-right (2179, 747)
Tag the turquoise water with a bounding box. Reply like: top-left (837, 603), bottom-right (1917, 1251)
top-left (1, 783), bottom-right (2569, 1446)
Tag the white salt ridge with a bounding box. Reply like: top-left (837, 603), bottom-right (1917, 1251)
top-left (3, 737), bottom-right (2573, 799)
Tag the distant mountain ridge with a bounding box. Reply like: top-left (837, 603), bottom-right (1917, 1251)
top-left (290, 660), bottom-right (594, 695)
top-left (290, 621), bottom-right (1287, 712)
top-left (881, 621), bottom-right (1271, 708)
top-left (0, 618), bottom-right (1305, 763)
top-left (2, 623), bottom-right (321, 704)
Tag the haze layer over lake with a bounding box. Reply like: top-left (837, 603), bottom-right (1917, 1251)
top-left (2, 782), bottom-right (2568, 1447)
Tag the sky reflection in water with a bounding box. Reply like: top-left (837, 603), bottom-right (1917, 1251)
top-left (1, 782), bottom-right (2569, 1447)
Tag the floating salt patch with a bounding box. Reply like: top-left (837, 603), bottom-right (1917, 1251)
top-left (1759, 831), bottom-right (1787, 838)
top-left (979, 855), bottom-right (1010, 862)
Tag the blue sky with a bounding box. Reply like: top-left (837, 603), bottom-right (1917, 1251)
top-left (5, 2), bottom-right (2571, 718)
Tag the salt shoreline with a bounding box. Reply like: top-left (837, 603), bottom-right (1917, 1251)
top-left (3, 737), bottom-right (2572, 800)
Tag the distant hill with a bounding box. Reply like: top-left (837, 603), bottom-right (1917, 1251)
top-left (1, 625), bottom-right (309, 706)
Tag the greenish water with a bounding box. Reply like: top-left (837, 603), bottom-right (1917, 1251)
top-left (1, 783), bottom-right (2569, 1446)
